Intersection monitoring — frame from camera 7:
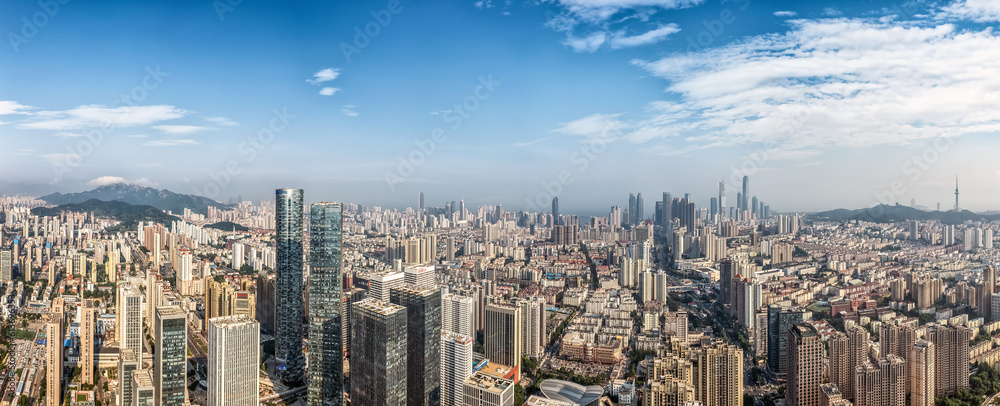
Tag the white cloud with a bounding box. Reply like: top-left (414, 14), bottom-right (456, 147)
top-left (609, 24), bottom-right (680, 48)
top-left (17, 105), bottom-right (187, 131)
top-left (88, 176), bottom-right (128, 187)
top-left (565, 32), bottom-right (608, 52)
top-left (307, 68), bottom-right (340, 85)
top-left (319, 87), bottom-right (341, 96)
top-left (342, 105), bottom-right (359, 117)
top-left (773, 10), bottom-right (797, 17)
top-left (151, 125), bottom-right (209, 134)
top-left (17, 149), bottom-right (34, 156)
top-left (553, 113), bottom-right (626, 142)
top-left (939, 0), bottom-right (1000, 22)
top-left (142, 139), bottom-right (200, 147)
top-left (555, 0), bottom-right (703, 23)
top-left (205, 116), bottom-right (238, 126)
top-left (511, 136), bottom-right (555, 147)
top-left (0, 101), bottom-right (33, 115)
top-left (574, 18), bottom-right (1000, 156)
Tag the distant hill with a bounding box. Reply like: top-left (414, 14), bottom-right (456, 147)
top-left (205, 221), bottom-right (249, 232)
top-left (40, 183), bottom-right (231, 215)
top-left (811, 204), bottom-right (1000, 224)
top-left (32, 199), bottom-right (180, 231)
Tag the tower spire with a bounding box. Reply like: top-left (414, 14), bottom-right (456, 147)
top-left (954, 175), bottom-right (960, 212)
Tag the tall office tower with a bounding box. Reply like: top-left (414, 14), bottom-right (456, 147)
top-left (119, 349), bottom-right (141, 406)
top-left (981, 266), bottom-right (998, 321)
top-left (459, 199), bottom-right (465, 220)
top-left (717, 182), bottom-right (726, 219)
top-left (154, 306), bottom-right (188, 406)
top-left (719, 259), bottom-right (734, 304)
top-left (693, 341), bottom-right (744, 406)
top-left (369, 271), bottom-right (405, 302)
top-left (853, 356), bottom-right (905, 406)
top-left (442, 293), bottom-right (475, 337)
top-left (518, 298), bottom-right (544, 359)
top-left (879, 323), bottom-right (915, 394)
top-left (119, 284), bottom-right (145, 359)
top-left (741, 176), bottom-right (749, 212)
top-left (308, 202), bottom-right (345, 406)
top-left (636, 193), bottom-right (645, 224)
top-left (80, 299), bottom-right (97, 385)
top-left (628, 193), bottom-right (637, 226)
top-left (710, 197), bottom-right (718, 217)
top-left (441, 331), bottom-right (474, 406)
top-left (485, 302), bottom-right (522, 379)
top-left (232, 242), bottom-right (244, 270)
top-left (275, 188), bottom-right (305, 385)
top-left (46, 298), bottom-right (65, 406)
top-left (751, 196), bottom-right (759, 217)
top-left (405, 266), bottom-right (436, 288)
top-left (207, 315), bottom-right (260, 406)
top-left (462, 371), bottom-right (515, 406)
top-left (787, 324), bottom-right (824, 406)
top-left (552, 197), bottom-right (559, 226)
top-left (767, 306), bottom-right (804, 378)
top-left (0, 246), bottom-right (11, 281)
top-left (351, 299), bottom-right (408, 406)
top-left (391, 286), bottom-right (443, 406)
top-left (926, 324), bottom-right (971, 397)
top-left (911, 340), bottom-right (935, 406)
top-left (662, 192), bottom-right (672, 228)
top-left (828, 326), bottom-right (870, 401)
top-left (419, 192), bottom-right (425, 210)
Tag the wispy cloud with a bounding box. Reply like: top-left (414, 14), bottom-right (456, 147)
top-left (142, 139), bottom-right (200, 147)
top-left (511, 136), bottom-right (555, 148)
top-left (87, 176), bottom-right (159, 187)
top-left (342, 105), bottom-right (359, 117)
top-left (609, 24), bottom-right (680, 48)
top-left (0, 101), bottom-right (33, 115)
top-left (152, 125), bottom-right (210, 134)
top-left (773, 10), bottom-right (797, 17)
top-left (307, 68), bottom-right (340, 85)
top-left (205, 116), bottom-right (238, 126)
top-left (17, 105), bottom-right (188, 131)
top-left (319, 87), bottom-right (341, 96)
top-left (938, 0), bottom-right (1000, 22)
top-left (17, 149), bottom-right (34, 156)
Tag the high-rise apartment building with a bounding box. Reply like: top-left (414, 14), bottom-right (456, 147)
top-left (404, 265), bottom-right (436, 288)
top-left (154, 306), bottom-right (188, 406)
top-left (787, 324), bottom-right (824, 406)
top-left (854, 356), bottom-right (905, 406)
top-left (207, 315), bottom-right (260, 406)
top-left (442, 293), bottom-right (475, 337)
top-left (0, 246), bottom-right (11, 281)
top-left (829, 326), bottom-right (870, 401)
top-left (351, 299), bottom-right (408, 406)
top-left (926, 324), bottom-right (971, 397)
top-left (275, 188), bottom-right (305, 385)
top-left (119, 284), bottom-right (145, 363)
top-left (369, 270), bottom-right (405, 302)
top-left (911, 340), bottom-right (935, 406)
top-left (518, 297), bottom-right (545, 359)
top-left (693, 341), bottom-right (744, 406)
top-left (441, 331), bottom-right (474, 406)
top-left (80, 299), bottom-right (97, 385)
top-left (391, 286), bottom-right (443, 406)
top-left (46, 298), bottom-right (64, 406)
top-left (879, 323), bottom-right (915, 394)
top-left (308, 202), bottom-right (345, 406)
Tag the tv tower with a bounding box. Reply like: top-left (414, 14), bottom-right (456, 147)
top-left (954, 175), bottom-right (960, 211)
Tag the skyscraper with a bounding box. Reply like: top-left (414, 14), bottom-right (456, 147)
top-left (308, 202), bottom-right (345, 406)
top-left (926, 324), bottom-right (971, 397)
top-left (154, 306), bottom-right (188, 406)
top-left (275, 188), bottom-right (305, 385)
top-left (552, 197), bottom-right (559, 226)
top-left (442, 293), bottom-right (475, 337)
top-left (119, 349), bottom-right (141, 406)
top-left (741, 175), bottom-right (749, 213)
top-left (0, 246), bottom-right (11, 281)
top-left (46, 298), bottom-right (64, 406)
top-left (767, 306), bottom-right (804, 378)
top-left (391, 286), bottom-right (443, 406)
top-left (911, 340), bottom-right (935, 406)
top-left (518, 297), bottom-right (545, 359)
top-left (351, 299), bottom-right (408, 406)
top-left (80, 299), bottom-right (97, 385)
top-left (980, 266), bottom-right (997, 321)
top-left (829, 326), bottom-right (870, 401)
top-left (662, 192), bottom-right (672, 228)
top-left (693, 341), bottom-right (744, 406)
top-left (628, 193), bottom-right (636, 226)
top-left (636, 193), bottom-right (645, 225)
top-left (419, 192), bottom-right (425, 210)
top-left (440, 331), bottom-right (474, 406)
top-left (207, 315), bottom-right (260, 406)
top-left (787, 324), bottom-right (823, 406)
top-left (718, 181), bottom-right (726, 219)
top-left (119, 284), bottom-right (145, 362)
top-left (485, 302), bottom-right (522, 380)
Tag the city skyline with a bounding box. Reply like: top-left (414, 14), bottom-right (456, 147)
top-left (2, 0), bottom-right (1000, 211)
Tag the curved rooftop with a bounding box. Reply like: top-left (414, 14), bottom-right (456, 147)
top-left (539, 379), bottom-right (603, 406)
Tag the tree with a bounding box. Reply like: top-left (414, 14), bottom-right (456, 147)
top-left (514, 383), bottom-right (526, 405)
top-left (744, 394), bottom-right (756, 406)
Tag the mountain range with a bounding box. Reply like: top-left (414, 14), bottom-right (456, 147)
top-left (810, 204), bottom-right (1000, 224)
top-left (40, 183), bottom-right (231, 215)
top-left (32, 199), bottom-right (180, 231)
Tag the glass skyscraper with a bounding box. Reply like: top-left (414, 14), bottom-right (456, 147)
top-left (308, 202), bottom-right (344, 406)
top-left (154, 306), bottom-right (188, 406)
top-left (275, 188), bottom-right (305, 385)
top-left (390, 286), bottom-right (442, 406)
top-left (351, 298), bottom-right (408, 406)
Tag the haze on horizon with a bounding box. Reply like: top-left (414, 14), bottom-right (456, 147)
top-left (2, 0), bottom-right (1000, 213)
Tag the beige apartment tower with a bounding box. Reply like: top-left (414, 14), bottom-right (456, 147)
top-left (787, 324), bottom-right (824, 406)
top-left (911, 340), bottom-right (935, 406)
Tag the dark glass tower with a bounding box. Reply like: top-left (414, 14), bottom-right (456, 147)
top-left (275, 188), bottom-right (305, 385)
top-left (351, 299), bottom-right (408, 406)
top-left (390, 286), bottom-right (442, 406)
top-left (308, 202), bottom-right (345, 406)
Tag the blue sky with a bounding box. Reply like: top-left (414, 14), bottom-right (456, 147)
top-left (2, 0), bottom-right (1000, 214)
